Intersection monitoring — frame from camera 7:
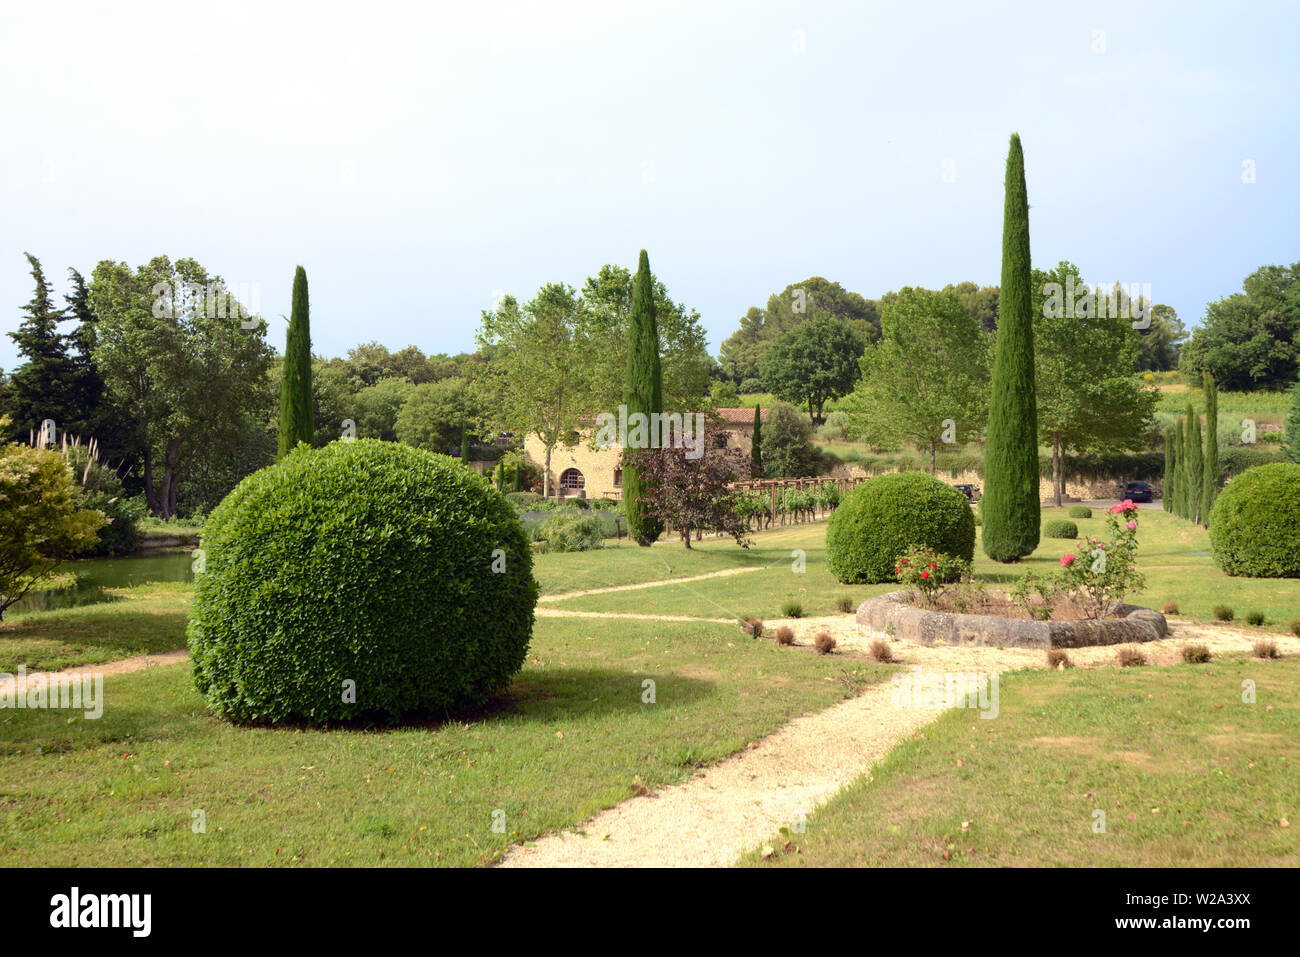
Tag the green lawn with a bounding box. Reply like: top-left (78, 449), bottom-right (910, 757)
top-left (743, 656), bottom-right (1300, 867)
top-left (0, 583), bottom-right (191, 673)
top-left (0, 616), bottom-right (885, 866)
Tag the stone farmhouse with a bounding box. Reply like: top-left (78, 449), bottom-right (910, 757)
top-left (523, 407), bottom-right (767, 500)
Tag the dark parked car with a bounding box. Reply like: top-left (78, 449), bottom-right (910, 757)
top-left (954, 483), bottom-right (980, 503)
top-left (1123, 481), bottom-right (1154, 503)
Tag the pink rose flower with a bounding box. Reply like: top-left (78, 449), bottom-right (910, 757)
top-left (1061, 553), bottom-right (1075, 567)
top-left (1127, 520), bottom-right (1137, 531)
top-left (921, 570), bottom-right (930, 580)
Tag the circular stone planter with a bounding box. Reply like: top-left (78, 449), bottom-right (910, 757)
top-left (856, 590), bottom-right (1166, 649)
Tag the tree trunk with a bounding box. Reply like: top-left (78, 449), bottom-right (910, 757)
top-left (930, 440), bottom-right (938, 476)
top-left (1052, 433), bottom-right (1063, 508)
top-left (543, 444), bottom-right (552, 498)
top-left (142, 446), bottom-right (161, 516)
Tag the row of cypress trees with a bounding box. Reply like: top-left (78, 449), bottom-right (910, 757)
top-left (1163, 372), bottom-right (1219, 526)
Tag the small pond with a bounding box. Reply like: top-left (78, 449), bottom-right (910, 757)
top-left (8, 551), bottom-right (196, 616)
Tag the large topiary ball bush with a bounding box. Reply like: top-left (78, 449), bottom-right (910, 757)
top-left (187, 440), bottom-right (538, 723)
top-left (826, 472), bottom-right (976, 584)
top-left (1209, 462), bottom-right (1300, 578)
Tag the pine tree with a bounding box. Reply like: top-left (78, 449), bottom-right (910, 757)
top-left (6, 253), bottom-right (78, 441)
top-left (981, 134), bottom-right (1040, 562)
top-left (277, 266), bottom-right (313, 459)
top-left (622, 249), bottom-right (665, 546)
top-left (751, 403), bottom-right (763, 478)
top-left (1170, 429), bottom-right (1180, 512)
top-left (1284, 378), bottom-right (1300, 464)
top-left (1201, 372), bottom-right (1219, 524)
top-left (1185, 404), bottom-right (1204, 524)
top-left (61, 267), bottom-right (106, 439)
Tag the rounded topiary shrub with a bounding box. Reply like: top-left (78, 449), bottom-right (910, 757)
top-left (1067, 505), bottom-right (1092, 519)
top-left (1209, 462), bottom-right (1300, 578)
top-left (1043, 519), bottom-right (1078, 539)
top-left (187, 440), bottom-right (538, 723)
top-left (826, 472), bottom-right (975, 584)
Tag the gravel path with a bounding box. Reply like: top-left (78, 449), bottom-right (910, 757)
top-left (0, 649), bottom-right (189, 697)
top-left (539, 566), bottom-right (763, 603)
top-left (499, 612), bottom-right (1295, 868)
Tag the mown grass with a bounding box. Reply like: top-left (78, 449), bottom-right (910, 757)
top-left (0, 583), bottom-right (191, 673)
top-left (550, 507), bottom-right (1300, 632)
top-left (742, 656), bottom-right (1300, 867)
top-left (0, 616), bottom-right (886, 867)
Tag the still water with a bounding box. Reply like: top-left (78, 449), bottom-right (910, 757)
top-left (9, 551), bottom-right (195, 616)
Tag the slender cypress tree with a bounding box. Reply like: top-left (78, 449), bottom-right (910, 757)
top-left (622, 249), bottom-right (665, 546)
top-left (1185, 403), bottom-right (1201, 522)
top-left (460, 427), bottom-right (469, 463)
top-left (277, 266), bottom-right (313, 459)
top-left (751, 404), bottom-right (763, 478)
top-left (982, 134), bottom-right (1040, 562)
top-left (1162, 428), bottom-right (1173, 511)
top-left (1285, 378), bottom-right (1300, 464)
top-left (1201, 372), bottom-right (1219, 525)
top-left (1172, 419), bottom-right (1185, 518)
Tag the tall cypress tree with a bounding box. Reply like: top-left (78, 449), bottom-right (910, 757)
top-left (1162, 428), bottom-right (1174, 511)
top-left (622, 249), bottom-right (665, 546)
top-left (982, 133), bottom-right (1040, 562)
top-left (1172, 419), bottom-right (1185, 518)
top-left (460, 427), bottom-right (469, 463)
top-left (278, 266), bottom-right (313, 459)
top-left (1186, 406), bottom-right (1204, 525)
top-left (1201, 372), bottom-right (1219, 525)
top-left (6, 252), bottom-right (77, 441)
top-left (751, 403), bottom-right (763, 478)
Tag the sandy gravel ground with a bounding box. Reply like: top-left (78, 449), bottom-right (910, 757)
top-left (500, 610), bottom-right (1295, 868)
top-left (0, 649), bottom-right (189, 697)
top-left (497, 676), bottom-right (945, 868)
top-left (539, 566), bottom-right (763, 603)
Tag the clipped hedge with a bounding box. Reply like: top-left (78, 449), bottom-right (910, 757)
top-left (1043, 519), bottom-right (1078, 539)
top-left (187, 440), bottom-right (538, 723)
top-left (1067, 505), bottom-right (1092, 519)
top-left (826, 471), bottom-right (975, 584)
top-left (1208, 462), bottom-right (1300, 578)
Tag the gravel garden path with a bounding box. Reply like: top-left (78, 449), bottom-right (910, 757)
top-left (499, 613), bottom-right (1295, 868)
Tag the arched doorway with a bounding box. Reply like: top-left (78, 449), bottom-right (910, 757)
top-left (559, 468), bottom-right (585, 491)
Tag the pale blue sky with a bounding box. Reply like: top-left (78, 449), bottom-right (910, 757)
top-left (2, 0), bottom-right (1297, 371)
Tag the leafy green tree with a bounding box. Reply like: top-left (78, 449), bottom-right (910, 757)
top-left (750, 403), bottom-right (763, 478)
top-left (579, 263), bottom-right (712, 412)
top-left (981, 134), bottom-right (1039, 562)
top-left (478, 284), bottom-right (594, 497)
top-left (760, 313), bottom-right (865, 425)
top-left (942, 281), bottom-right (1000, 333)
top-left (760, 402), bottom-right (821, 478)
top-left (278, 266), bottom-right (313, 459)
top-left (844, 287), bottom-right (989, 474)
top-left (1031, 263), bottom-right (1159, 506)
top-left (622, 250), bottom-right (665, 546)
top-left (1178, 262), bottom-right (1300, 390)
top-left (1202, 372), bottom-right (1219, 524)
top-left (352, 376), bottom-right (414, 441)
top-left (718, 277), bottom-right (878, 386)
top-left (5, 253), bottom-right (79, 442)
top-left (1285, 378), bottom-right (1300, 464)
top-left (394, 377), bottom-right (480, 454)
top-left (1135, 304), bottom-right (1187, 372)
top-left (0, 423), bottom-right (107, 620)
top-left (89, 256), bottom-right (273, 517)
